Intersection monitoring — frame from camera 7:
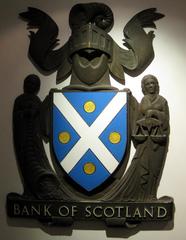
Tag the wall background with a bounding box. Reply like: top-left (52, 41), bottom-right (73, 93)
top-left (0, 0), bottom-right (186, 239)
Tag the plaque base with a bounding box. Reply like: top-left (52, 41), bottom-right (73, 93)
top-left (7, 193), bottom-right (174, 228)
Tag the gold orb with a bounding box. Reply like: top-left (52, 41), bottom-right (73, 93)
top-left (84, 101), bottom-right (96, 113)
top-left (109, 132), bottom-right (121, 144)
top-left (83, 162), bottom-right (96, 175)
top-left (58, 131), bottom-right (71, 144)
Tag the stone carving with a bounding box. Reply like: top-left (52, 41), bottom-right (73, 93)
top-left (19, 4), bottom-right (164, 89)
top-left (7, 3), bottom-right (174, 229)
top-left (13, 75), bottom-right (64, 200)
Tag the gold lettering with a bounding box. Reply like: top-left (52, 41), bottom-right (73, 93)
top-left (85, 206), bottom-right (92, 217)
top-left (93, 206), bottom-right (103, 218)
top-left (157, 206), bottom-right (167, 218)
top-left (103, 207), bottom-right (115, 218)
top-left (14, 204), bottom-right (20, 215)
top-left (59, 206), bottom-right (70, 217)
top-left (144, 207), bottom-right (154, 218)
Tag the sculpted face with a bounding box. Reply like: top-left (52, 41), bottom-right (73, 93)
top-left (144, 77), bottom-right (157, 94)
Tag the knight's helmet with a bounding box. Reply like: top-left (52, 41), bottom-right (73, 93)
top-left (57, 3), bottom-right (126, 85)
top-left (68, 3), bottom-right (114, 60)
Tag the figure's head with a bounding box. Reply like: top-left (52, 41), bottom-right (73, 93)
top-left (24, 74), bottom-right (40, 94)
top-left (141, 74), bottom-right (159, 95)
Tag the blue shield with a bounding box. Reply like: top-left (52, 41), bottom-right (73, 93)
top-left (52, 91), bottom-right (128, 191)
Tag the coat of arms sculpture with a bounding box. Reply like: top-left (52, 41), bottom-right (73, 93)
top-left (7, 2), bottom-right (174, 230)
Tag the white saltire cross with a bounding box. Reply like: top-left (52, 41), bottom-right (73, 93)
top-left (53, 92), bottom-right (127, 174)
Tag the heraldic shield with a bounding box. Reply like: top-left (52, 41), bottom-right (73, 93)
top-left (52, 91), bottom-right (128, 191)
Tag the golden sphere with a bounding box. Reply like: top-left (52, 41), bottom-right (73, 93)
top-left (83, 162), bottom-right (96, 175)
top-left (58, 131), bottom-right (71, 144)
top-left (109, 132), bottom-right (121, 144)
top-left (84, 101), bottom-right (96, 113)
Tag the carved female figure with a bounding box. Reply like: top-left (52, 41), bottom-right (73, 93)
top-left (111, 75), bottom-right (170, 201)
top-left (137, 74), bottom-right (169, 136)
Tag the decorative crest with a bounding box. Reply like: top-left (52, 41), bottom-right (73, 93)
top-left (7, 3), bottom-right (174, 232)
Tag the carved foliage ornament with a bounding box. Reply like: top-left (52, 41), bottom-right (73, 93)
top-left (7, 3), bottom-right (174, 230)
